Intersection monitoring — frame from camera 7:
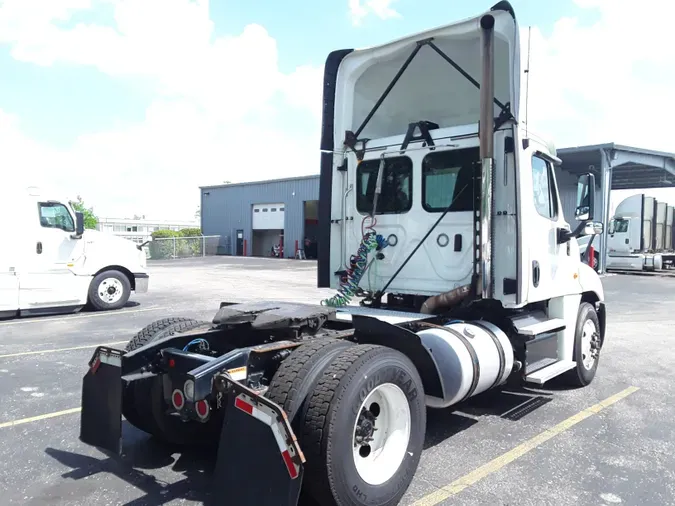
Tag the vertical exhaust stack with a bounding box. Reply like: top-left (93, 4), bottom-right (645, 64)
top-left (478, 14), bottom-right (495, 299)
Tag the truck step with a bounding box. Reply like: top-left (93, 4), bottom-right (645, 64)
top-left (510, 311), bottom-right (565, 337)
top-left (524, 360), bottom-right (576, 385)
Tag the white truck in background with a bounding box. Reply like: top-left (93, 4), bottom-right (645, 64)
top-left (0, 187), bottom-right (149, 319)
top-left (606, 193), bottom-right (675, 271)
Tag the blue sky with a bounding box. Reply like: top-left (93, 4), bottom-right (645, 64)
top-left (0, 0), bottom-right (672, 219)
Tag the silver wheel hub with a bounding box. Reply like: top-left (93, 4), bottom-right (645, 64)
top-left (98, 278), bottom-right (124, 304)
top-left (581, 319), bottom-right (600, 370)
top-left (352, 382), bottom-right (411, 486)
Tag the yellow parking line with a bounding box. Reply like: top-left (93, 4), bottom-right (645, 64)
top-left (0, 306), bottom-right (162, 326)
top-left (0, 407), bottom-right (81, 429)
top-left (412, 386), bottom-right (640, 506)
top-left (0, 341), bottom-right (128, 359)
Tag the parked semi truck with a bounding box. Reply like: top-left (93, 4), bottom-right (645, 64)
top-left (0, 186), bottom-right (149, 319)
top-left (606, 193), bottom-right (675, 271)
top-left (78, 3), bottom-right (606, 505)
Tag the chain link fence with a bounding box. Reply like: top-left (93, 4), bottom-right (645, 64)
top-left (147, 235), bottom-right (221, 260)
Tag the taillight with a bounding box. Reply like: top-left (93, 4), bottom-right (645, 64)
top-left (172, 389), bottom-right (185, 410)
top-left (195, 399), bottom-right (210, 420)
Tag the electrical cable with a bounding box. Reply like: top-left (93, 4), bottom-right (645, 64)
top-left (183, 338), bottom-right (210, 352)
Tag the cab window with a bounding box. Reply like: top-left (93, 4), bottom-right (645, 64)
top-left (531, 155), bottom-right (559, 220)
top-left (422, 147), bottom-right (477, 212)
top-left (38, 202), bottom-right (75, 232)
top-left (356, 156), bottom-right (412, 214)
top-left (614, 218), bottom-right (629, 233)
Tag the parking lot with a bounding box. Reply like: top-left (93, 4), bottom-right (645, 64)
top-left (1, 257), bottom-right (674, 506)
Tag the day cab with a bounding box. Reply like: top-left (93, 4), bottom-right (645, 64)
top-left (0, 187), bottom-right (149, 319)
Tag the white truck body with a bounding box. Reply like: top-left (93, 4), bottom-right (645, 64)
top-left (606, 193), bottom-right (675, 271)
top-left (0, 187), bottom-right (149, 318)
top-left (320, 1), bottom-right (605, 387)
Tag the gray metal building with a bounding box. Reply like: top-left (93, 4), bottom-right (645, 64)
top-left (200, 175), bottom-right (320, 258)
top-left (200, 143), bottom-right (675, 270)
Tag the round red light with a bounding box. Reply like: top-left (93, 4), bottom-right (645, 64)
top-left (172, 390), bottom-right (184, 409)
top-left (195, 399), bottom-right (209, 418)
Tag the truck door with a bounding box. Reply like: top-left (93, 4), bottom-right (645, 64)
top-left (526, 146), bottom-right (579, 302)
top-left (19, 201), bottom-right (85, 309)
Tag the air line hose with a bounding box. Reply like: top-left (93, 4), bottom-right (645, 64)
top-left (321, 229), bottom-right (387, 307)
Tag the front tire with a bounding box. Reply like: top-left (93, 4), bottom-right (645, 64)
top-left (88, 270), bottom-right (131, 311)
top-left (563, 302), bottom-right (601, 387)
top-left (301, 344), bottom-right (426, 506)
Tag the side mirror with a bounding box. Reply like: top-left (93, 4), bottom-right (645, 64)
top-left (575, 173), bottom-right (595, 221)
top-left (582, 221), bottom-right (603, 236)
top-left (75, 212), bottom-right (85, 237)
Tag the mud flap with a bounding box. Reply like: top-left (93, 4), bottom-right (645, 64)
top-left (208, 379), bottom-right (305, 506)
top-left (79, 347), bottom-right (124, 455)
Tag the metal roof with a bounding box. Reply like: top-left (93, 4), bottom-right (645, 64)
top-left (556, 143), bottom-right (675, 190)
top-left (200, 174), bottom-right (319, 191)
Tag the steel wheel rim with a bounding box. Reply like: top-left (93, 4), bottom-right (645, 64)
top-left (581, 319), bottom-right (598, 370)
top-left (351, 382), bottom-right (411, 486)
top-left (98, 278), bottom-right (124, 304)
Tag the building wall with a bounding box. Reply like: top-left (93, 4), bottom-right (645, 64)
top-left (200, 176), bottom-right (320, 257)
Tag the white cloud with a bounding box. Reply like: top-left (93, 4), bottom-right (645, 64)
top-left (0, 0), bottom-right (325, 220)
top-left (1, 0), bottom-right (674, 221)
top-left (349, 0), bottom-right (401, 26)
top-left (521, 0), bottom-right (675, 154)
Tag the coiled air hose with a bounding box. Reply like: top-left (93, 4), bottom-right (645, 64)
top-left (322, 156), bottom-right (387, 308)
top-left (321, 230), bottom-right (387, 307)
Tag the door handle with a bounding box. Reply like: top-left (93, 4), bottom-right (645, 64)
top-left (532, 260), bottom-right (540, 287)
top-left (36, 242), bottom-right (42, 254)
top-left (625, 238), bottom-right (629, 244)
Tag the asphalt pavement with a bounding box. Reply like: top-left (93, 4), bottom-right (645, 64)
top-left (0, 258), bottom-right (673, 506)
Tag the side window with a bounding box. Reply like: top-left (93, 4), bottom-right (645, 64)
top-left (422, 147), bottom-right (478, 212)
top-left (531, 155), bottom-right (558, 219)
top-left (38, 202), bottom-right (75, 232)
top-left (356, 156), bottom-right (412, 214)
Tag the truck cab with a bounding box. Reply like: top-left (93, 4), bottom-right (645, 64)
top-left (0, 187), bottom-right (149, 319)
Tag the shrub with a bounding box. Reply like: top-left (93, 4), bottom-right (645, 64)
top-left (179, 227), bottom-right (202, 237)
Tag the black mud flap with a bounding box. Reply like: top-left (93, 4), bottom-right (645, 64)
top-left (208, 378), bottom-right (305, 506)
top-left (79, 346), bottom-right (124, 455)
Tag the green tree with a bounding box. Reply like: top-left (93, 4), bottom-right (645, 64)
top-left (71, 196), bottom-right (99, 229)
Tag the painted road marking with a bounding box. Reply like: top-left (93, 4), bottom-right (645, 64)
top-left (0, 341), bottom-right (128, 359)
top-left (0, 306), bottom-right (162, 326)
top-left (0, 407), bottom-right (81, 429)
top-left (412, 386), bottom-right (640, 506)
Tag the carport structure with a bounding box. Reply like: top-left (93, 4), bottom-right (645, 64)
top-left (557, 143), bottom-right (675, 273)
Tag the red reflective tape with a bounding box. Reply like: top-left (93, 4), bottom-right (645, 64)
top-left (281, 450), bottom-right (298, 479)
top-left (234, 397), bottom-right (253, 416)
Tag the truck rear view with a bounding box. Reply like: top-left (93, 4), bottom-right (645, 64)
top-left (77, 3), bottom-right (606, 506)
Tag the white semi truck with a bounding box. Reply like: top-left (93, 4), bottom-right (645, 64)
top-left (606, 193), bottom-right (675, 271)
top-left (0, 186), bottom-right (149, 319)
top-left (78, 3), bottom-right (607, 506)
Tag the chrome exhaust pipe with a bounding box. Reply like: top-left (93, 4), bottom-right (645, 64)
top-left (478, 14), bottom-right (495, 299)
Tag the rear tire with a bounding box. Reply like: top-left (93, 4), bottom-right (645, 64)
top-left (301, 344), bottom-right (426, 506)
top-left (88, 269), bottom-right (131, 311)
top-left (265, 338), bottom-right (354, 424)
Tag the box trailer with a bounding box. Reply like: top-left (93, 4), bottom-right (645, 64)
top-left (606, 193), bottom-right (675, 271)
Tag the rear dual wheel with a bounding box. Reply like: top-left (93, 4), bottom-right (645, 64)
top-left (267, 343), bottom-right (426, 506)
